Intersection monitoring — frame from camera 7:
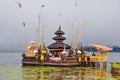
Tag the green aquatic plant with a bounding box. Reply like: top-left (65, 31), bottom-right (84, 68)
top-left (112, 63), bottom-right (120, 68)
top-left (0, 66), bottom-right (119, 80)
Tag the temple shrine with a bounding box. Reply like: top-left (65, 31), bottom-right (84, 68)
top-left (21, 25), bottom-right (112, 67)
top-left (47, 25), bottom-right (71, 55)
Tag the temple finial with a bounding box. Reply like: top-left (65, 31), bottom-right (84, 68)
top-left (59, 24), bottom-right (61, 30)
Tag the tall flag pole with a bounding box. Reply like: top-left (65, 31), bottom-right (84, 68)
top-left (75, 0), bottom-right (78, 21)
top-left (37, 15), bottom-right (41, 45)
top-left (70, 0), bottom-right (79, 49)
top-left (75, 0), bottom-right (78, 8)
top-left (40, 4), bottom-right (46, 51)
top-left (17, 2), bottom-right (28, 51)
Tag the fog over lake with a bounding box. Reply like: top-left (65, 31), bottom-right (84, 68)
top-left (0, 0), bottom-right (120, 52)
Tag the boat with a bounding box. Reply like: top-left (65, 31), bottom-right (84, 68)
top-left (22, 26), bottom-right (112, 67)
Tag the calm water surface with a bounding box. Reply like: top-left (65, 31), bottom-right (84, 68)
top-left (0, 52), bottom-right (120, 80)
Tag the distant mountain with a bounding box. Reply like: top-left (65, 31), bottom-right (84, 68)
top-left (83, 46), bottom-right (97, 52)
top-left (111, 46), bottom-right (120, 52)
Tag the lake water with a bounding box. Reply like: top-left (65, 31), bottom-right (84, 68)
top-left (0, 52), bottom-right (120, 80)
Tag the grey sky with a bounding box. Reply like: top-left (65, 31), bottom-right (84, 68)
top-left (0, 0), bottom-right (120, 52)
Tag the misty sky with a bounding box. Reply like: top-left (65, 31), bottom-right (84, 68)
top-left (0, 0), bottom-right (120, 52)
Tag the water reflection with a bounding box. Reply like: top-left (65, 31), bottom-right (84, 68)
top-left (22, 66), bottom-right (110, 80)
top-left (0, 66), bottom-right (120, 80)
top-left (0, 52), bottom-right (120, 80)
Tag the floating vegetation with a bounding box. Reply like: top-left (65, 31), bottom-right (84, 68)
top-left (112, 63), bottom-right (120, 68)
top-left (0, 66), bottom-right (119, 80)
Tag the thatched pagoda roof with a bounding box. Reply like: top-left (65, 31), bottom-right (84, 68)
top-left (47, 25), bottom-right (71, 50)
top-left (53, 36), bottom-right (66, 40)
top-left (47, 43), bottom-right (71, 49)
top-left (55, 26), bottom-right (65, 35)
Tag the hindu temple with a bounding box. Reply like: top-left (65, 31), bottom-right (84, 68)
top-left (47, 25), bottom-right (71, 55)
